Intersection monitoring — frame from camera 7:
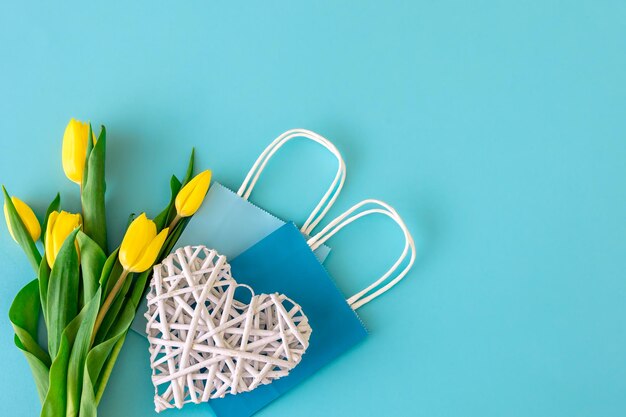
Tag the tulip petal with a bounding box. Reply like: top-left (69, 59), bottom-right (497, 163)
top-left (62, 119), bottom-right (90, 184)
top-left (45, 211), bottom-right (59, 267)
top-left (119, 213), bottom-right (157, 271)
top-left (42, 193), bottom-right (61, 247)
top-left (3, 202), bottom-right (15, 241)
top-left (4, 197), bottom-right (41, 242)
top-left (129, 227), bottom-right (169, 273)
top-left (80, 125), bottom-right (108, 251)
top-left (12, 197), bottom-right (41, 242)
top-left (46, 211), bottom-right (81, 267)
top-left (2, 186), bottom-right (42, 272)
top-left (175, 170), bottom-right (212, 217)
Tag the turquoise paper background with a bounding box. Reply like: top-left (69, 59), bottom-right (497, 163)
top-left (1, 1), bottom-right (625, 416)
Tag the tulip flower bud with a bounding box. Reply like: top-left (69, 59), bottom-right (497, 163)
top-left (62, 118), bottom-right (95, 185)
top-left (3, 196), bottom-right (41, 242)
top-left (45, 210), bottom-right (82, 267)
top-left (119, 213), bottom-right (168, 273)
top-left (175, 170), bottom-right (212, 217)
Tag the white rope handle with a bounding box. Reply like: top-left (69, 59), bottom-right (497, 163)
top-left (307, 199), bottom-right (416, 310)
top-left (237, 128), bottom-right (346, 235)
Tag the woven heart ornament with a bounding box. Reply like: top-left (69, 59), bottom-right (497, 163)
top-left (145, 245), bottom-right (312, 412)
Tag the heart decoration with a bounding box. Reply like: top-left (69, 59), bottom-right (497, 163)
top-left (145, 245), bottom-right (312, 412)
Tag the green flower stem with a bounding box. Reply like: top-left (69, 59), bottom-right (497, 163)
top-left (169, 214), bottom-right (182, 230)
top-left (94, 335), bottom-right (124, 404)
top-left (91, 269), bottom-right (129, 346)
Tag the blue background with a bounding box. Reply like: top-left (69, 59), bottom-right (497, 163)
top-left (1, 1), bottom-right (625, 416)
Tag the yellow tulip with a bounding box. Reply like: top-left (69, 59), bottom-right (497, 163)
top-left (175, 170), bottom-right (212, 217)
top-left (93, 214), bottom-right (168, 343)
top-left (45, 210), bottom-right (82, 266)
top-left (62, 118), bottom-right (96, 184)
top-left (119, 213), bottom-right (169, 273)
top-left (3, 196), bottom-right (41, 242)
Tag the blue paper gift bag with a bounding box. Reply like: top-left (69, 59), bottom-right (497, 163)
top-left (209, 200), bottom-right (416, 417)
top-left (131, 129), bottom-right (346, 335)
top-left (209, 222), bottom-right (368, 417)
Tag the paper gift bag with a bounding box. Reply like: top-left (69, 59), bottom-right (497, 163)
top-left (209, 199), bottom-right (416, 417)
top-left (131, 128), bottom-right (346, 335)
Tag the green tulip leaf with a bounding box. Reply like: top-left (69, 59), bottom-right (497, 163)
top-left (94, 274), bottom-right (133, 345)
top-left (154, 147), bottom-right (195, 230)
top-left (38, 193), bottom-right (59, 324)
top-left (2, 185), bottom-right (42, 271)
top-left (182, 147), bottom-right (195, 185)
top-left (81, 298), bottom-right (136, 409)
top-left (77, 231), bottom-right (106, 307)
top-left (103, 258), bottom-right (124, 303)
top-left (154, 174), bottom-right (182, 230)
top-left (46, 228), bottom-right (80, 357)
top-left (163, 216), bottom-right (191, 256)
top-left (38, 256), bottom-right (51, 325)
top-left (41, 193), bottom-right (61, 247)
top-left (9, 279), bottom-right (51, 404)
top-left (81, 125), bottom-right (108, 252)
top-left (41, 332), bottom-right (70, 416)
top-left (66, 290), bottom-right (101, 417)
top-left (125, 212), bottom-right (136, 228)
top-left (19, 344), bottom-right (50, 404)
top-left (9, 279), bottom-right (51, 367)
top-left (99, 248), bottom-right (120, 302)
top-left (41, 298), bottom-right (94, 417)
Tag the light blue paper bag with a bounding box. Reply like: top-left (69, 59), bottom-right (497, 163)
top-left (176, 182), bottom-right (332, 261)
top-left (209, 200), bottom-right (416, 417)
top-left (131, 129), bottom-right (346, 335)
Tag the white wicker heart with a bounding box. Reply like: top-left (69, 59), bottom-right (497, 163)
top-left (145, 245), bottom-right (312, 412)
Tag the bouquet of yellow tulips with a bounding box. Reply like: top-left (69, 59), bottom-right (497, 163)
top-left (4, 119), bottom-right (212, 416)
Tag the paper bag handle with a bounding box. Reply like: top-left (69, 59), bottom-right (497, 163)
top-left (237, 129), bottom-right (346, 235)
top-left (307, 200), bottom-right (416, 310)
